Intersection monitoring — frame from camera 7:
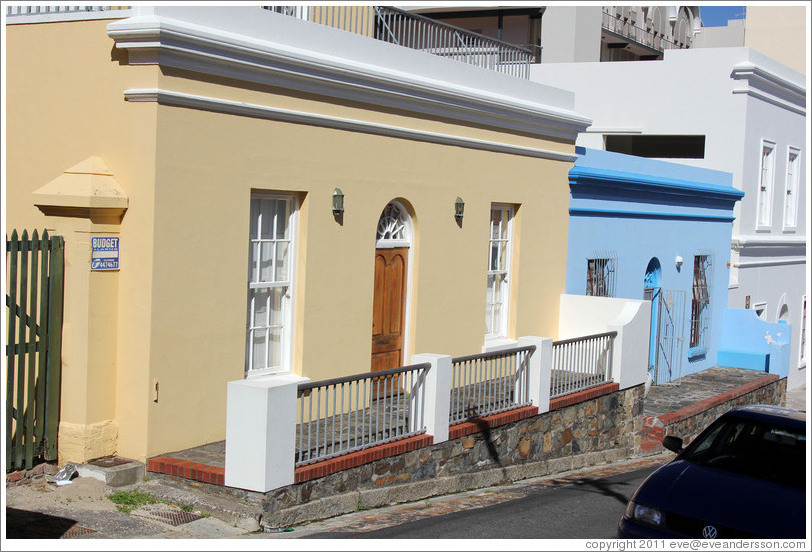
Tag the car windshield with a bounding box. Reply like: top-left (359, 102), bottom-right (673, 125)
top-left (682, 416), bottom-right (806, 488)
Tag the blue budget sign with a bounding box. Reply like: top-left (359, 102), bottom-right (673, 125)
top-left (91, 236), bottom-right (120, 271)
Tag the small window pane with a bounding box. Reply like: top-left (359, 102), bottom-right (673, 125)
top-left (248, 241), bottom-right (259, 283)
top-left (250, 201), bottom-right (260, 238)
top-left (497, 242), bottom-right (508, 271)
top-left (275, 242), bottom-right (290, 282)
top-left (276, 200), bottom-right (289, 239)
top-left (259, 242), bottom-right (275, 282)
top-left (252, 289), bottom-right (269, 328)
top-left (251, 331), bottom-right (267, 371)
top-left (491, 211), bottom-right (502, 239)
top-left (268, 329), bottom-right (282, 368)
top-left (259, 199), bottom-right (275, 239)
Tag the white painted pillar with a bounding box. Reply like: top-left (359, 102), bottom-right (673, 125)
top-left (224, 374), bottom-right (307, 492)
top-left (519, 336), bottom-right (552, 414)
top-left (411, 353), bottom-right (452, 444)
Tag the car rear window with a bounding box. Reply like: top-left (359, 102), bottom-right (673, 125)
top-left (682, 417), bottom-right (806, 488)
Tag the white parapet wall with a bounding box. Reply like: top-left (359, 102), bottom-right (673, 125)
top-left (559, 294), bottom-right (651, 391)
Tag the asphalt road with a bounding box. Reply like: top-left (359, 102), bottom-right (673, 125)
top-left (303, 465), bottom-right (660, 539)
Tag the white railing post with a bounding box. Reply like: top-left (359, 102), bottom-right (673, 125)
top-left (225, 374), bottom-right (307, 492)
top-left (519, 336), bottom-right (552, 414)
top-left (411, 353), bottom-right (452, 444)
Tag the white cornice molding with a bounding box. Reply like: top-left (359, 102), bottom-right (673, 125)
top-left (107, 12), bottom-right (591, 141)
top-left (124, 88), bottom-right (578, 162)
top-left (731, 62), bottom-right (806, 116)
top-left (731, 235), bottom-right (808, 248)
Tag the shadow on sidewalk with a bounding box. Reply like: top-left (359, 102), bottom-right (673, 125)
top-left (5, 507), bottom-right (93, 539)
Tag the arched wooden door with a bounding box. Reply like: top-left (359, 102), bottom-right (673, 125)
top-left (371, 247), bottom-right (407, 374)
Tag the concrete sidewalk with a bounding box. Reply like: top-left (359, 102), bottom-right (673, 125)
top-left (3, 450), bottom-right (673, 541)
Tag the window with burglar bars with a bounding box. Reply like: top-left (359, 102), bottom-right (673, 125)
top-left (689, 254), bottom-right (712, 350)
top-left (485, 205), bottom-right (514, 340)
top-left (246, 193), bottom-right (296, 374)
top-left (586, 255), bottom-right (616, 297)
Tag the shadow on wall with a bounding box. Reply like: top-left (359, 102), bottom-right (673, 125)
top-left (718, 308), bottom-right (791, 379)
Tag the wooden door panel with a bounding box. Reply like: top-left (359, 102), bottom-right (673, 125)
top-left (371, 248), bottom-right (407, 373)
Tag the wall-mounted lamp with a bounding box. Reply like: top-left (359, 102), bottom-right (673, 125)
top-left (454, 197), bottom-right (465, 220)
top-left (675, 255), bottom-right (684, 269)
top-left (332, 188), bottom-right (344, 216)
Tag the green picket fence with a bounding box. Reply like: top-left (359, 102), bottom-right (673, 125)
top-left (5, 229), bottom-right (64, 471)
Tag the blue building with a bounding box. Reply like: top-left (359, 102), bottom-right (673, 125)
top-left (566, 148), bottom-right (744, 384)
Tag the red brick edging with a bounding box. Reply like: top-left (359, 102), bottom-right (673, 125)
top-left (549, 382), bottom-right (620, 411)
top-left (147, 383), bottom-right (631, 488)
top-left (147, 457), bottom-right (225, 486)
top-left (641, 373), bottom-right (780, 446)
top-left (657, 373), bottom-right (779, 426)
top-left (294, 434), bottom-right (433, 483)
top-left (448, 405), bottom-right (540, 440)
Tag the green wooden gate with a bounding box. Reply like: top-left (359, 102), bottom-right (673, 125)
top-left (5, 229), bottom-right (64, 471)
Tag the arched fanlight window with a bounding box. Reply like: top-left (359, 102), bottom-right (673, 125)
top-left (376, 201), bottom-right (411, 248)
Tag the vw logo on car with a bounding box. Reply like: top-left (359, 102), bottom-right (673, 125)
top-left (702, 525), bottom-right (718, 539)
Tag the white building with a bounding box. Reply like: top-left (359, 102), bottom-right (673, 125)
top-left (529, 46), bottom-right (807, 389)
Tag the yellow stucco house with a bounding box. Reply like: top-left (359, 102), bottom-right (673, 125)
top-left (5, 6), bottom-right (591, 466)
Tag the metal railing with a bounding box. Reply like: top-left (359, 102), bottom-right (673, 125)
top-left (450, 345), bottom-right (535, 424)
top-left (374, 7), bottom-right (532, 79)
top-left (265, 5), bottom-right (533, 79)
top-left (600, 7), bottom-right (686, 53)
top-left (295, 362), bottom-right (429, 466)
top-left (6, 5), bottom-right (130, 17)
top-left (551, 332), bottom-right (616, 398)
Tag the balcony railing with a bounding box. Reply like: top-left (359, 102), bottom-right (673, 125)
top-left (600, 7), bottom-right (686, 53)
top-left (551, 331), bottom-right (616, 398)
top-left (295, 362), bottom-right (429, 466)
top-left (449, 345), bottom-right (534, 424)
top-left (265, 5), bottom-right (533, 79)
top-left (6, 5), bottom-right (131, 19)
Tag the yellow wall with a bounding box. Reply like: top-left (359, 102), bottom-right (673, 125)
top-left (6, 17), bottom-right (574, 461)
top-left (6, 19), bottom-right (160, 463)
top-left (745, 6), bottom-right (807, 75)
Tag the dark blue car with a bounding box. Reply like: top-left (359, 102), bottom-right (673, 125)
top-left (618, 404), bottom-right (806, 539)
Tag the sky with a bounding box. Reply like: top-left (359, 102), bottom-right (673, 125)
top-left (699, 5), bottom-right (747, 27)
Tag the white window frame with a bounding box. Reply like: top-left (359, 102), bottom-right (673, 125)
top-left (782, 147), bottom-right (800, 231)
top-left (485, 204), bottom-right (514, 343)
top-left (756, 139), bottom-right (775, 230)
top-left (245, 192), bottom-right (298, 377)
top-left (752, 301), bottom-right (768, 321)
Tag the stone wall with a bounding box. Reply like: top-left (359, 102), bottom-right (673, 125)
top-left (262, 383), bottom-right (644, 527)
top-left (664, 376), bottom-right (787, 445)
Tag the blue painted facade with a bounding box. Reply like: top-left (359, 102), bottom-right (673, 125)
top-left (566, 148), bottom-right (743, 381)
top-left (718, 309), bottom-right (791, 379)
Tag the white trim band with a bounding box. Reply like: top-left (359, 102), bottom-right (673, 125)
top-left (107, 8), bottom-right (591, 141)
top-left (123, 88), bottom-right (579, 162)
